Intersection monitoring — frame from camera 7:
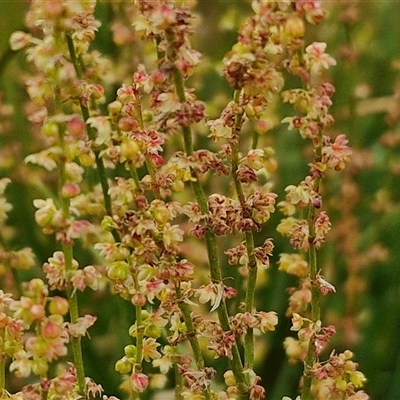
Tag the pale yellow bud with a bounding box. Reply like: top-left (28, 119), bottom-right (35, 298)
top-left (285, 17), bottom-right (305, 39)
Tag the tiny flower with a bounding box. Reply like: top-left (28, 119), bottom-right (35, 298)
top-left (66, 314), bottom-right (97, 338)
top-left (277, 253), bottom-right (308, 277)
top-left (207, 118), bottom-right (232, 141)
top-left (9, 357), bottom-right (32, 378)
top-left (87, 116), bottom-right (112, 146)
top-left (258, 311), bottom-right (278, 333)
top-left (9, 247), bottom-right (36, 270)
top-left (142, 337), bottom-right (161, 362)
top-left (290, 313), bottom-right (305, 331)
top-left (315, 273), bottom-right (336, 295)
top-left (304, 42), bottom-right (336, 76)
top-left (85, 378), bottom-right (104, 398)
top-left (162, 223), bottom-right (184, 250)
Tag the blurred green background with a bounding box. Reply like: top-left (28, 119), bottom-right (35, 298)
top-left (1, 1), bottom-right (400, 399)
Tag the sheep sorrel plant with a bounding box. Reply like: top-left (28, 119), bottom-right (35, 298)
top-left (0, 1), bottom-right (369, 400)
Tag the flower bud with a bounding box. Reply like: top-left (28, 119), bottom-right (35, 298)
top-left (145, 325), bottom-right (162, 339)
top-left (335, 378), bottom-right (347, 391)
top-left (171, 180), bottom-right (184, 193)
top-left (107, 261), bottom-right (130, 281)
top-left (124, 345), bottom-right (137, 358)
top-left (151, 203), bottom-right (170, 226)
top-left (285, 17), bottom-right (305, 39)
top-left (32, 359), bottom-right (49, 376)
top-left (43, 319), bottom-right (62, 339)
top-left (78, 152), bottom-right (96, 167)
top-left (41, 121), bottom-right (59, 137)
top-left (118, 117), bottom-right (138, 132)
top-left (115, 357), bottom-right (133, 374)
top-left (26, 337), bottom-right (47, 357)
top-left (61, 183), bottom-right (81, 198)
top-left (121, 138), bottom-right (140, 159)
top-left (108, 100), bottom-right (123, 115)
top-left (90, 84), bottom-right (104, 100)
top-left (350, 371), bottom-right (366, 388)
top-left (130, 372), bottom-right (149, 393)
top-left (49, 296), bottom-right (69, 315)
top-left (9, 31), bottom-right (32, 51)
top-left (30, 304), bottom-right (45, 320)
top-left (224, 370), bottom-right (236, 387)
top-left (67, 117), bottom-right (85, 137)
top-left (101, 215), bottom-right (118, 231)
top-left (29, 278), bottom-right (47, 293)
top-left (131, 293), bottom-right (147, 307)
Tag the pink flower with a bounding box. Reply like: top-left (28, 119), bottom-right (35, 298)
top-left (304, 42), bottom-right (336, 76)
top-left (322, 134), bottom-right (352, 171)
top-left (66, 315), bottom-right (97, 338)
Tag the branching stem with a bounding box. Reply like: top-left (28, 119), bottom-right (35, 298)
top-left (169, 37), bottom-right (248, 396)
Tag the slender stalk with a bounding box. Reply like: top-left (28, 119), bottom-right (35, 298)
top-left (170, 39), bottom-right (248, 395)
top-left (134, 96), bottom-right (161, 200)
top-left (175, 285), bottom-right (212, 400)
top-left (67, 290), bottom-right (86, 395)
top-left (229, 90), bottom-right (258, 369)
top-left (174, 363), bottom-right (184, 400)
top-left (61, 191), bottom-right (86, 395)
top-left (66, 34), bottom-right (120, 243)
top-left (301, 136), bottom-right (323, 400)
top-left (129, 165), bottom-right (141, 190)
top-left (54, 88), bottom-right (85, 394)
top-left (300, 237), bottom-right (319, 400)
top-left (131, 271), bottom-right (144, 382)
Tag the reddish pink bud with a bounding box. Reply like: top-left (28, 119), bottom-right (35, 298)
top-left (30, 304), bottom-right (45, 320)
top-left (68, 117), bottom-right (86, 137)
top-left (43, 320), bottom-right (62, 339)
top-left (90, 84), bottom-right (104, 100)
top-left (130, 372), bottom-right (149, 393)
top-left (118, 117), bottom-right (138, 132)
top-left (61, 183), bottom-right (80, 198)
top-left (150, 154), bottom-right (163, 166)
top-left (131, 293), bottom-right (147, 307)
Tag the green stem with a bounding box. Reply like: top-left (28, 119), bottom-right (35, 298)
top-left (134, 92), bottom-right (161, 200)
top-left (57, 117), bottom-right (86, 395)
top-left (129, 165), bottom-right (141, 190)
top-left (175, 285), bottom-right (212, 400)
top-left (132, 273), bottom-right (144, 369)
top-left (64, 247), bottom-right (86, 395)
top-left (230, 90), bottom-right (258, 369)
top-left (63, 243), bottom-right (86, 396)
top-left (41, 386), bottom-right (49, 400)
top-left (66, 34), bottom-right (119, 242)
top-left (300, 240), bottom-right (319, 400)
top-left (174, 363), bottom-right (184, 400)
top-left (169, 38), bottom-right (248, 395)
top-left (135, 304), bottom-right (144, 363)
top-left (301, 137), bottom-right (323, 400)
